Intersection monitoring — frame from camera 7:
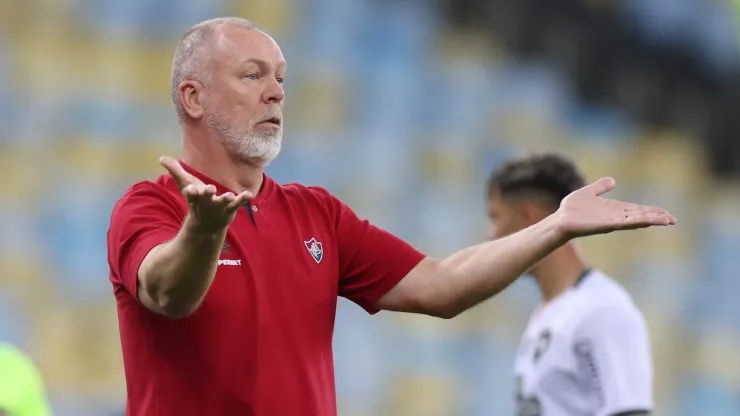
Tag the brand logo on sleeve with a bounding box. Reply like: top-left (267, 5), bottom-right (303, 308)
top-left (304, 237), bottom-right (324, 264)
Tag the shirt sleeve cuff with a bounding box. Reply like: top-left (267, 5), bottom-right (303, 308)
top-left (354, 253), bottom-right (426, 315)
top-left (122, 233), bottom-right (175, 299)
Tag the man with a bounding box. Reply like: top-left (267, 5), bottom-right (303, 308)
top-left (485, 153), bottom-right (654, 416)
top-left (106, 17), bottom-right (674, 416)
top-left (0, 342), bottom-right (53, 416)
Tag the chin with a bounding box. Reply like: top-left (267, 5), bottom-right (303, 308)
top-left (241, 144), bottom-right (282, 167)
top-left (230, 130), bottom-right (282, 166)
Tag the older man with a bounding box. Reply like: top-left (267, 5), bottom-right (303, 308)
top-left (106, 17), bottom-right (675, 416)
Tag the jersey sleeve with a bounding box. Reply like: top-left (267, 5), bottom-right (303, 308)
top-left (107, 182), bottom-right (184, 300)
top-left (321, 190), bottom-right (426, 314)
top-left (572, 305), bottom-right (653, 416)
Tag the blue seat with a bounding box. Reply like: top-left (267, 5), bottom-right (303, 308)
top-left (36, 182), bottom-right (120, 300)
top-left (678, 374), bottom-right (740, 416)
top-left (0, 294), bottom-right (28, 349)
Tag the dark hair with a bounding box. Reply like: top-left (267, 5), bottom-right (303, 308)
top-left (486, 153), bottom-right (587, 211)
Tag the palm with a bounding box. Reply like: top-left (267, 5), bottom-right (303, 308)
top-left (556, 177), bottom-right (676, 239)
top-left (159, 156), bottom-right (252, 233)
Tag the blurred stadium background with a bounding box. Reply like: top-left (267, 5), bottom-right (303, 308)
top-left (0, 0), bottom-right (739, 415)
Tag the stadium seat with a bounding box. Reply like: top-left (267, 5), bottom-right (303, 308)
top-left (389, 373), bottom-right (460, 416)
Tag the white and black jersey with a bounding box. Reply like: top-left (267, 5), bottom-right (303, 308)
top-left (514, 269), bottom-right (653, 416)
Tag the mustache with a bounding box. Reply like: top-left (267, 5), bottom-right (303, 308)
top-left (254, 109), bottom-right (283, 124)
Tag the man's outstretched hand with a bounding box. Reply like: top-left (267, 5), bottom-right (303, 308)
top-left (159, 156), bottom-right (252, 233)
top-left (556, 177), bottom-right (676, 241)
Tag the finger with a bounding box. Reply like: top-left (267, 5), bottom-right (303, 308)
top-left (159, 156), bottom-right (200, 190)
top-left (621, 213), bottom-right (674, 229)
top-left (623, 206), bottom-right (671, 216)
top-left (226, 190), bottom-right (254, 211)
top-left (585, 177), bottom-right (616, 197)
top-left (183, 183), bottom-right (207, 200)
top-left (212, 192), bottom-right (236, 204)
top-left (621, 205), bottom-right (676, 223)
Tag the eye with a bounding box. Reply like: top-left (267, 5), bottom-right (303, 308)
top-left (246, 74), bottom-right (258, 80)
top-left (276, 77), bottom-right (285, 84)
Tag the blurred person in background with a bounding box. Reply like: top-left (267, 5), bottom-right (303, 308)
top-left (486, 154), bottom-right (653, 416)
top-left (0, 343), bottom-right (52, 416)
top-left (106, 17), bottom-right (674, 416)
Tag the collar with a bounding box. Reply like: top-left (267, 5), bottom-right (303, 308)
top-left (178, 160), bottom-right (275, 202)
top-left (574, 268), bottom-right (593, 287)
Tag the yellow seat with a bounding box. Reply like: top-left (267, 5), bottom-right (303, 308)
top-left (289, 74), bottom-right (351, 134)
top-left (491, 108), bottom-right (569, 153)
top-left (50, 139), bottom-right (178, 180)
top-left (418, 142), bottom-right (473, 187)
top-left (389, 373), bottom-right (460, 416)
top-left (705, 179), bottom-right (740, 220)
top-left (12, 29), bottom-right (174, 103)
top-left (0, 257), bottom-right (50, 299)
top-left (110, 142), bottom-right (181, 180)
top-left (692, 329), bottom-right (740, 390)
top-left (231, 0), bottom-right (293, 38)
top-left (30, 301), bottom-right (125, 394)
top-left (0, 148), bottom-right (44, 210)
top-left (633, 129), bottom-right (709, 192)
top-left (641, 310), bottom-right (690, 401)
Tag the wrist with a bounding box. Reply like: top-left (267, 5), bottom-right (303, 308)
top-left (541, 213), bottom-right (571, 249)
top-left (182, 214), bottom-right (229, 238)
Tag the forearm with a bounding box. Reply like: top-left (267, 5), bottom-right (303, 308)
top-left (138, 214), bottom-right (227, 318)
top-left (432, 214), bottom-right (565, 316)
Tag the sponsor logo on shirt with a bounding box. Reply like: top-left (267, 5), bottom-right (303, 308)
top-left (304, 237), bottom-right (323, 264)
top-left (218, 259), bottom-right (241, 266)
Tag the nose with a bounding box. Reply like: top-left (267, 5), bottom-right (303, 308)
top-left (264, 78), bottom-right (285, 104)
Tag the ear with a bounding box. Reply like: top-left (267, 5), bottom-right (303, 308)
top-left (519, 201), bottom-right (549, 226)
top-left (179, 80), bottom-right (205, 120)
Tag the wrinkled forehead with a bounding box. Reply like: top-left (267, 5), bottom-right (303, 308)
top-left (210, 25), bottom-right (286, 70)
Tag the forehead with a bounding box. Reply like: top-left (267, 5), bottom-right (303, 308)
top-left (211, 25), bottom-right (286, 68)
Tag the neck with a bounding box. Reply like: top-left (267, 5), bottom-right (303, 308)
top-left (531, 242), bottom-right (589, 303)
top-left (181, 130), bottom-right (265, 197)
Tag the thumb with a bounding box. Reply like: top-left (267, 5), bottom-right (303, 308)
top-left (159, 156), bottom-right (195, 190)
top-left (584, 177), bottom-right (616, 197)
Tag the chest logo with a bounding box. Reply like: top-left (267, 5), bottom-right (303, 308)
top-left (304, 237), bottom-right (324, 264)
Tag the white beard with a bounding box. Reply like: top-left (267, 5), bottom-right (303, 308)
top-left (207, 110), bottom-right (283, 167)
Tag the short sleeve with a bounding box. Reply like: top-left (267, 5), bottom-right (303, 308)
top-left (107, 182), bottom-right (184, 300)
top-left (572, 306), bottom-right (653, 416)
top-left (323, 191), bottom-right (426, 315)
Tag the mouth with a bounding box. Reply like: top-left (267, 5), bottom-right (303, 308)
top-left (259, 116), bottom-right (282, 127)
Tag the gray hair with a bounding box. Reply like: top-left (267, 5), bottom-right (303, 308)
top-left (170, 17), bottom-right (257, 124)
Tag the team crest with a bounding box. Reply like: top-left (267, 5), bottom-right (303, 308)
top-left (533, 329), bottom-right (552, 363)
top-left (304, 237), bottom-right (324, 264)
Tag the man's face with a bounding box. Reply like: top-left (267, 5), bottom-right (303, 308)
top-left (203, 25), bottom-right (287, 166)
top-left (486, 191), bottom-right (529, 241)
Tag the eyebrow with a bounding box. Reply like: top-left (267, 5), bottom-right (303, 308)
top-left (241, 58), bottom-right (287, 71)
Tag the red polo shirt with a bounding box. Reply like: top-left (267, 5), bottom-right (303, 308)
top-left (106, 162), bottom-right (426, 416)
